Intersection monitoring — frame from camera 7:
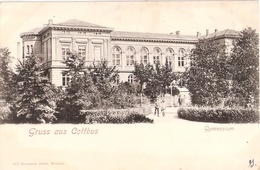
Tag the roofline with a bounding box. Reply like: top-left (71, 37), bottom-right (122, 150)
top-left (199, 34), bottom-right (239, 41)
top-left (20, 32), bottom-right (40, 38)
top-left (111, 37), bottom-right (198, 44)
top-left (20, 24), bottom-right (114, 37)
top-left (49, 25), bottom-right (114, 32)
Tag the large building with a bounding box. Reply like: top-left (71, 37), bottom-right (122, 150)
top-left (20, 19), bottom-right (239, 88)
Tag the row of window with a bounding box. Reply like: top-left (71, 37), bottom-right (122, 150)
top-left (61, 46), bottom-right (188, 67)
top-left (112, 46), bottom-right (187, 67)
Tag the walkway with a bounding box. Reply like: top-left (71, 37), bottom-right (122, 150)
top-left (147, 107), bottom-right (187, 124)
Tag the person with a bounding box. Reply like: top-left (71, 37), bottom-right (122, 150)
top-left (178, 95), bottom-right (182, 106)
top-left (154, 97), bottom-right (160, 117)
top-left (161, 100), bottom-right (166, 117)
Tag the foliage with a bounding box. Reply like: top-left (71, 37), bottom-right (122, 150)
top-left (0, 102), bottom-right (11, 124)
top-left (10, 56), bottom-right (56, 123)
top-left (82, 109), bottom-right (154, 124)
top-left (56, 52), bottom-right (98, 123)
top-left (134, 61), bottom-right (178, 102)
top-left (89, 60), bottom-right (118, 99)
top-left (145, 61), bottom-right (177, 100)
top-left (178, 107), bottom-right (259, 123)
top-left (185, 38), bottom-right (230, 107)
top-left (56, 55), bottom-right (138, 123)
top-left (110, 82), bottom-right (139, 109)
top-left (227, 27), bottom-right (259, 108)
top-left (0, 48), bottom-right (15, 103)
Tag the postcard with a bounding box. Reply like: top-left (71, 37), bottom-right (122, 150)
top-left (0, 1), bottom-right (259, 170)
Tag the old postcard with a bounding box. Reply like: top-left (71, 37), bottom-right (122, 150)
top-left (0, 1), bottom-right (259, 170)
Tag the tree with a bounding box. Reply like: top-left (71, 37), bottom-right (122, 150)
top-left (186, 38), bottom-right (229, 107)
top-left (134, 61), bottom-right (178, 102)
top-left (0, 48), bottom-right (15, 103)
top-left (228, 27), bottom-right (259, 108)
top-left (133, 62), bottom-right (154, 104)
top-left (56, 52), bottom-right (97, 123)
top-left (88, 60), bottom-right (119, 109)
top-left (11, 56), bottom-right (56, 123)
top-left (157, 59), bottom-right (176, 95)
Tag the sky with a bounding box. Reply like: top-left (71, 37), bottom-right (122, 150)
top-left (0, 1), bottom-right (259, 62)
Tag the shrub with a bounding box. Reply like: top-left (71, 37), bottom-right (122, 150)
top-left (81, 108), bottom-right (153, 124)
top-left (0, 102), bottom-right (12, 124)
top-left (177, 107), bottom-right (259, 123)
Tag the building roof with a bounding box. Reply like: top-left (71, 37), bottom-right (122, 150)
top-left (56, 19), bottom-right (107, 28)
top-left (200, 29), bottom-right (239, 39)
top-left (20, 27), bottom-right (43, 37)
top-left (20, 19), bottom-right (114, 37)
top-left (111, 31), bottom-right (198, 43)
top-left (43, 19), bottom-right (114, 33)
top-left (20, 19), bottom-right (240, 42)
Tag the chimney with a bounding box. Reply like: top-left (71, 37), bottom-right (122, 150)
top-left (17, 42), bottom-right (21, 61)
top-left (206, 29), bottom-right (209, 36)
top-left (197, 32), bottom-right (201, 37)
top-left (176, 31), bottom-right (180, 36)
top-left (48, 19), bottom-right (53, 25)
top-left (215, 29), bottom-right (218, 33)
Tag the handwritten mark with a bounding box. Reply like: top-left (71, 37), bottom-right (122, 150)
top-left (249, 159), bottom-right (254, 168)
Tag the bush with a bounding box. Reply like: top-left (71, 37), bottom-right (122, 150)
top-left (81, 108), bottom-right (154, 124)
top-left (0, 102), bottom-right (12, 124)
top-left (177, 107), bottom-right (259, 123)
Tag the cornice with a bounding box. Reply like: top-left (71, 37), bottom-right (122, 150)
top-left (111, 37), bottom-right (198, 44)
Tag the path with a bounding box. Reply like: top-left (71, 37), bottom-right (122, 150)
top-left (147, 107), bottom-right (188, 124)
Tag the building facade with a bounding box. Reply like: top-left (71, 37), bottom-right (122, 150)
top-left (20, 19), bottom-right (238, 89)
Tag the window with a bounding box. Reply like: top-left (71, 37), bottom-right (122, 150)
top-left (112, 46), bottom-right (121, 66)
top-left (46, 42), bottom-right (48, 61)
top-left (62, 46), bottom-right (70, 60)
top-left (23, 46), bottom-right (24, 58)
top-left (166, 48), bottom-right (174, 65)
top-left (78, 46), bottom-right (86, 58)
top-left (153, 48), bottom-right (161, 64)
top-left (128, 74), bottom-right (133, 84)
top-left (62, 73), bottom-right (70, 86)
top-left (94, 46), bottom-right (101, 61)
top-left (31, 45), bottom-right (33, 55)
top-left (27, 45), bottom-right (30, 54)
top-left (178, 49), bottom-right (186, 67)
top-left (115, 75), bottom-right (120, 84)
top-left (126, 47), bottom-right (135, 66)
top-left (140, 47), bottom-right (148, 65)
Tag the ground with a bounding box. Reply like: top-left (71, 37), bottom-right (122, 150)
top-left (0, 107), bottom-right (259, 170)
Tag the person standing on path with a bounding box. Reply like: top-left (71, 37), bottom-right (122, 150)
top-left (161, 99), bottom-right (166, 117)
top-left (154, 97), bottom-right (160, 117)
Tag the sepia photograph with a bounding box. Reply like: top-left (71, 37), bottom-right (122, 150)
top-left (0, 1), bottom-right (259, 170)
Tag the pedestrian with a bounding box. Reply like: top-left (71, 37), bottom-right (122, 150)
top-left (154, 97), bottom-right (160, 117)
top-left (161, 100), bottom-right (166, 117)
top-left (178, 95), bottom-right (182, 106)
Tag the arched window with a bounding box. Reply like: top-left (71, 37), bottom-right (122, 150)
top-left (112, 46), bottom-right (122, 66)
top-left (126, 47), bottom-right (135, 66)
top-left (153, 47), bottom-right (162, 64)
top-left (140, 47), bottom-right (148, 65)
top-left (178, 49), bottom-right (186, 67)
top-left (128, 74), bottom-right (133, 84)
top-left (165, 48), bottom-right (174, 65)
